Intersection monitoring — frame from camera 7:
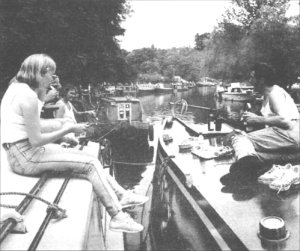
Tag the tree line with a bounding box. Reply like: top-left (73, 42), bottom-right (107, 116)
top-left (0, 0), bottom-right (299, 97)
top-left (0, 0), bottom-right (131, 96)
top-left (127, 0), bottom-right (300, 87)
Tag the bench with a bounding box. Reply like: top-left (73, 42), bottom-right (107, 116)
top-left (0, 141), bottom-right (123, 250)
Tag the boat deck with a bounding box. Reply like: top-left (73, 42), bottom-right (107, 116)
top-left (158, 118), bottom-right (299, 250)
top-left (0, 142), bottom-right (123, 250)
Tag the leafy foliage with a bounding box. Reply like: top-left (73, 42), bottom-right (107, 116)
top-left (0, 0), bottom-right (130, 95)
top-left (197, 0), bottom-right (300, 86)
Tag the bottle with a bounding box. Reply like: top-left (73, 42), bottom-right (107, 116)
top-left (208, 111), bottom-right (215, 131)
top-left (243, 103), bottom-right (254, 132)
top-left (215, 115), bottom-right (222, 131)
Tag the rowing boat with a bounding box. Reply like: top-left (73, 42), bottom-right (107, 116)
top-left (149, 116), bottom-right (299, 250)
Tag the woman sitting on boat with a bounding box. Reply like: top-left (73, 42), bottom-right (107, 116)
top-left (0, 54), bottom-right (148, 233)
top-left (222, 62), bottom-right (300, 185)
top-left (54, 84), bottom-right (95, 147)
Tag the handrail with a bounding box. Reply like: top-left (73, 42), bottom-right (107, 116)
top-left (0, 173), bottom-right (48, 243)
top-left (28, 141), bottom-right (87, 250)
top-left (28, 176), bottom-right (70, 251)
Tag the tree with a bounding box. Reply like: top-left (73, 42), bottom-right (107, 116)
top-left (0, 0), bottom-right (130, 95)
top-left (195, 32), bottom-right (210, 51)
top-left (198, 0), bottom-right (300, 86)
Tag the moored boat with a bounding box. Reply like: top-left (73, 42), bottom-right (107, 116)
top-left (197, 77), bottom-right (218, 87)
top-left (136, 83), bottom-right (156, 95)
top-left (155, 83), bottom-right (173, 94)
top-left (115, 85), bottom-right (137, 97)
top-left (221, 82), bottom-right (256, 102)
top-left (172, 82), bottom-right (188, 92)
top-left (93, 96), bottom-right (154, 164)
top-left (149, 116), bottom-right (300, 251)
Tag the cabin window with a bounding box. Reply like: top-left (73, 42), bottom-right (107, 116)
top-left (118, 103), bottom-right (131, 120)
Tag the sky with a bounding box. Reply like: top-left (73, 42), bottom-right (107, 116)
top-left (118, 0), bottom-right (300, 51)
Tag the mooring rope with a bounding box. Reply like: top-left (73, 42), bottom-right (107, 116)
top-left (0, 192), bottom-right (65, 214)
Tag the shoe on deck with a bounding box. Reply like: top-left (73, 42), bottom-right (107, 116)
top-left (109, 212), bottom-right (144, 233)
top-left (258, 163), bottom-right (292, 185)
top-left (120, 192), bottom-right (149, 209)
top-left (269, 165), bottom-right (300, 193)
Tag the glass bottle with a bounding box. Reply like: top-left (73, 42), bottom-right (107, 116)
top-left (208, 111), bottom-right (215, 131)
top-left (243, 103), bottom-right (253, 132)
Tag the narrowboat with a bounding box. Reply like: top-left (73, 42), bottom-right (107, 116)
top-left (148, 116), bottom-right (300, 251)
top-left (93, 96), bottom-right (154, 164)
top-left (73, 86), bottom-right (154, 165)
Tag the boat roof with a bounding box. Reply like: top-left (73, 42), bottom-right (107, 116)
top-left (158, 117), bottom-right (299, 250)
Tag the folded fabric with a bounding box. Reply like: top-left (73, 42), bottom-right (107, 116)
top-left (0, 208), bottom-right (27, 234)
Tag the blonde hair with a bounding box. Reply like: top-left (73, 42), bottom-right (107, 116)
top-left (16, 54), bottom-right (56, 89)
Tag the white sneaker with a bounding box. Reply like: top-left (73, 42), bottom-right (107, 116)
top-left (109, 212), bottom-right (144, 233)
top-left (258, 163), bottom-right (292, 184)
top-left (120, 192), bottom-right (149, 209)
top-left (269, 165), bottom-right (300, 193)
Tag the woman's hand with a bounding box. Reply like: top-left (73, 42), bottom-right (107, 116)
top-left (44, 86), bottom-right (59, 103)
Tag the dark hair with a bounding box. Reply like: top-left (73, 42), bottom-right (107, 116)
top-left (253, 62), bottom-right (275, 86)
top-left (61, 84), bottom-right (77, 97)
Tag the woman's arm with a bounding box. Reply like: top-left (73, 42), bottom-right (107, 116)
top-left (21, 93), bottom-right (87, 147)
top-left (71, 103), bottom-right (95, 117)
top-left (53, 102), bottom-right (66, 119)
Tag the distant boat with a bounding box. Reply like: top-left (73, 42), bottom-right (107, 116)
top-left (172, 82), bottom-right (188, 92)
top-left (104, 85), bottom-right (116, 95)
top-left (136, 83), bottom-right (156, 95)
top-left (155, 83), bottom-right (173, 93)
top-left (115, 85), bottom-right (137, 97)
top-left (221, 82), bottom-right (256, 102)
top-left (187, 82), bottom-right (196, 88)
top-left (197, 77), bottom-right (218, 86)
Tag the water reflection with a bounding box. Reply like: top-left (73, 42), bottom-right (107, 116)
top-left (139, 86), bottom-right (246, 125)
